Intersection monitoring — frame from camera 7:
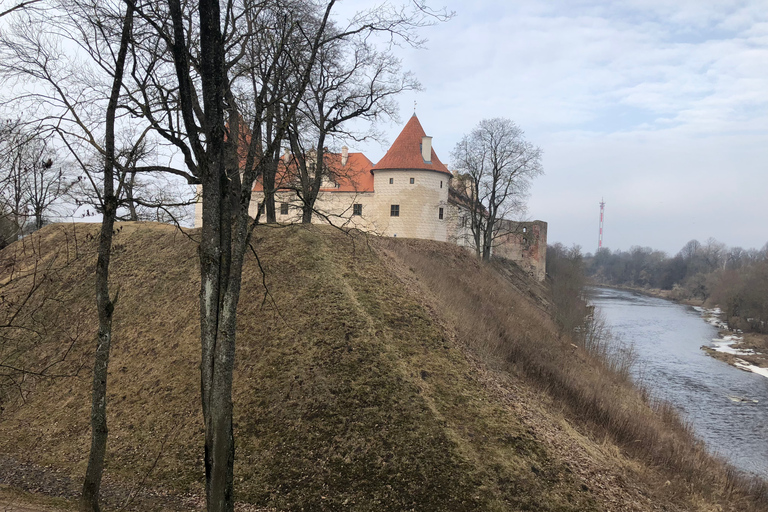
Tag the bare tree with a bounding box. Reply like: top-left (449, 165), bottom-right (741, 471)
top-left (69, 132), bottom-right (193, 224)
top-left (21, 141), bottom-right (75, 230)
top-left (451, 118), bottom-right (543, 261)
top-left (78, 2), bottom-right (134, 510)
top-left (137, 0), bottom-right (448, 509)
top-left (0, 122), bottom-right (74, 236)
top-left (0, 1), bottom-right (154, 509)
top-left (156, 1), bottom-right (336, 506)
top-left (0, 120), bottom-right (33, 240)
top-left (285, 34), bottom-right (418, 223)
top-left (678, 239), bottom-right (701, 262)
top-left (0, 0), bottom-right (39, 18)
top-left (5, 1), bottom-right (448, 510)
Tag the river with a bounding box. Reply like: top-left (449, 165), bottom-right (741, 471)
top-left (589, 286), bottom-right (768, 478)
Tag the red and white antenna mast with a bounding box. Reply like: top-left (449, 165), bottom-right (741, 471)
top-left (598, 198), bottom-right (605, 251)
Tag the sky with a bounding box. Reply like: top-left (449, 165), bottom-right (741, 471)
top-left (334, 0), bottom-right (768, 255)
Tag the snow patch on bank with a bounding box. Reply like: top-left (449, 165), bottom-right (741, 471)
top-left (710, 336), bottom-right (753, 356)
top-left (734, 360), bottom-right (768, 380)
top-left (696, 306), bottom-right (768, 380)
top-left (694, 306), bottom-right (730, 329)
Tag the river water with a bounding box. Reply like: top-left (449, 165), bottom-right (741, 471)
top-left (589, 286), bottom-right (768, 478)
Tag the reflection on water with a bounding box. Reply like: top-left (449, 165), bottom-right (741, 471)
top-left (589, 287), bottom-right (768, 478)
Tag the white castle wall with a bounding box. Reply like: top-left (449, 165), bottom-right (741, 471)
top-left (194, 185), bottom-right (202, 227)
top-left (242, 169), bottom-right (450, 240)
top-left (249, 190), bottom-right (378, 232)
top-left (370, 169), bottom-right (449, 241)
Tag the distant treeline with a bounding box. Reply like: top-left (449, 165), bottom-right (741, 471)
top-left (574, 239), bottom-right (768, 334)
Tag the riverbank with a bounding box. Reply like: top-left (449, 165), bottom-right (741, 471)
top-left (688, 305), bottom-right (768, 379)
top-left (592, 286), bottom-right (768, 479)
top-left (590, 283), bottom-right (768, 379)
top-left (701, 329), bottom-right (768, 379)
top-left (587, 282), bottom-right (703, 307)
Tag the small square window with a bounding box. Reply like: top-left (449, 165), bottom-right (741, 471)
top-left (280, 202), bottom-right (289, 215)
top-left (438, 207), bottom-right (444, 220)
top-left (409, 177), bottom-right (415, 184)
top-left (390, 204), bottom-right (400, 217)
top-left (353, 203), bottom-right (362, 216)
top-left (389, 177), bottom-right (393, 184)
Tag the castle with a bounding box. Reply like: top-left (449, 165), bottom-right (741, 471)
top-left (194, 115), bottom-right (547, 280)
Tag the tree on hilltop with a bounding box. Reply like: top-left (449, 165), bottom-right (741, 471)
top-left (1, 0), bottom-right (451, 510)
top-left (285, 33), bottom-right (419, 223)
top-left (0, 122), bottom-right (76, 239)
top-left (128, 0), bottom-right (450, 510)
top-left (451, 117), bottom-right (543, 261)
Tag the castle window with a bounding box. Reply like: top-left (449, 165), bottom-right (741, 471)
top-left (440, 180), bottom-right (443, 188)
top-left (438, 207), bottom-right (444, 220)
top-left (410, 177), bottom-right (415, 184)
top-left (461, 216), bottom-right (467, 228)
top-left (389, 177), bottom-right (393, 184)
top-left (353, 203), bottom-right (362, 216)
top-left (523, 227), bottom-right (527, 233)
top-left (390, 205), bottom-right (400, 217)
top-left (280, 202), bottom-right (289, 215)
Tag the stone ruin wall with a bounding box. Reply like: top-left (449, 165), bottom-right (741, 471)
top-left (492, 220), bottom-right (548, 281)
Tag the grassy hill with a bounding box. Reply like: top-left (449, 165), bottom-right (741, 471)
top-left (0, 222), bottom-right (765, 511)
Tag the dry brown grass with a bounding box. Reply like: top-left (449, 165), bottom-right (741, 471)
top-left (377, 236), bottom-right (768, 512)
top-left (0, 223), bottom-right (765, 511)
top-left (0, 224), bottom-right (596, 510)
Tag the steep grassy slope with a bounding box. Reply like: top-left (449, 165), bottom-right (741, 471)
top-left (0, 223), bottom-right (764, 511)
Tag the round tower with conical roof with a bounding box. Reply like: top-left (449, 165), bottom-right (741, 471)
top-left (371, 114), bottom-right (452, 241)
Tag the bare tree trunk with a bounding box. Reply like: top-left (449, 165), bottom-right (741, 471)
top-left (34, 209), bottom-right (44, 230)
top-left (79, 5), bottom-right (133, 512)
top-left (288, 130), bottom-right (324, 224)
top-left (79, 181), bottom-right (117, 512)
top-left (262, 162), bottom-right (276, 224)
top-left (302, 139), bottom-right (325, 224)
top-left (301, 202), bottom-right (313, 223)
top-left (199, 169), bottom-right (234, 512)
top-left (125, 172), bottom-right (138, 221)
top-left (163, 2), bottom-right (355, 509)
top-left (196, 0), bottom-right (235, 508)
top-left (482, 219), bottom-right (493, 261)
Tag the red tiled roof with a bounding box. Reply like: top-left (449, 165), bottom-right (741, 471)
top-left (372, 115), bottom-right (451, 175)
top-left (319, 152), bottom-right (374, 192)
top-left (252, 151), bottom-right (374, 193)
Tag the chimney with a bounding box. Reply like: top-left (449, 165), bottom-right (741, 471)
top-left (341, 146), bottom-right (349, 166)
top-left (421, 136), bottom-right (432, 163)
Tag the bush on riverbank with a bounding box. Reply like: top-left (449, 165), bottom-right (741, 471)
top-left (707, 262), bottom-right (768, 334)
